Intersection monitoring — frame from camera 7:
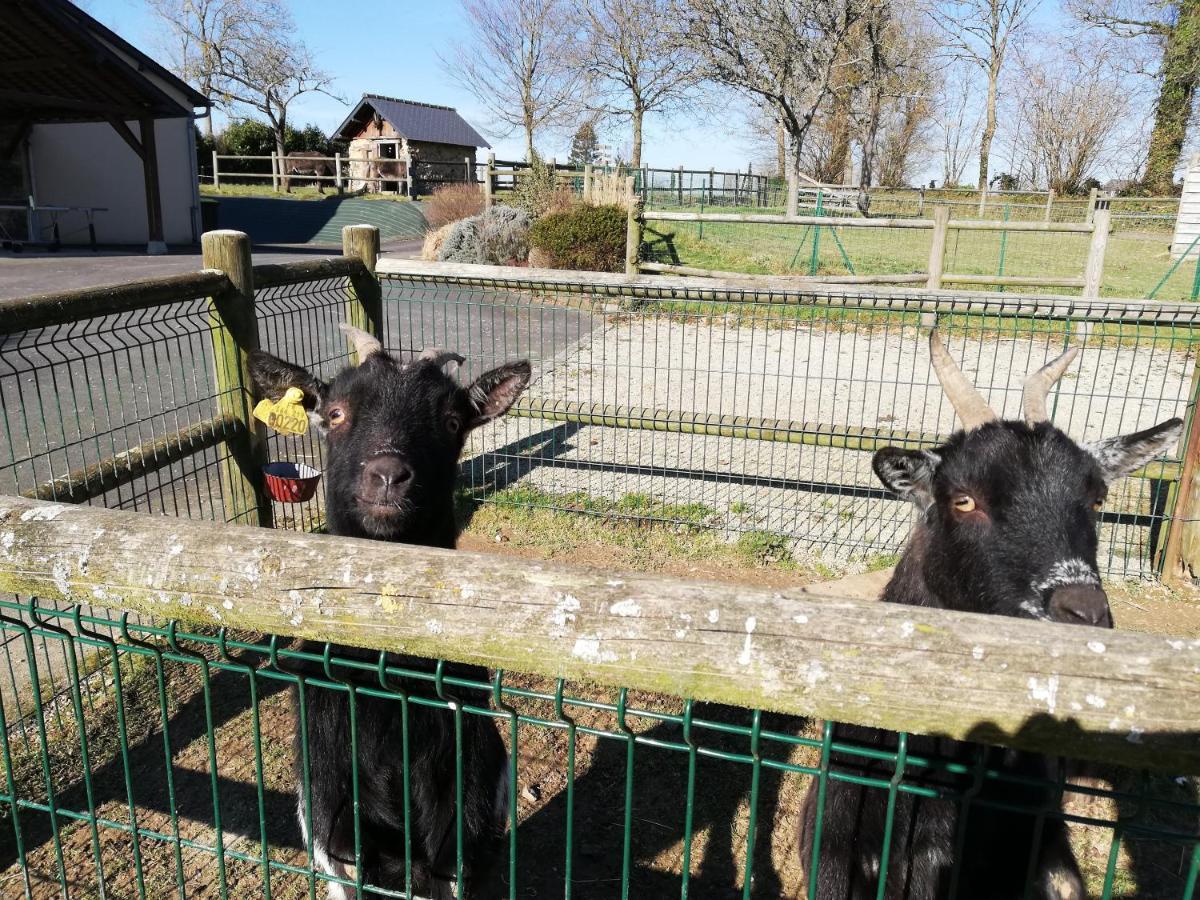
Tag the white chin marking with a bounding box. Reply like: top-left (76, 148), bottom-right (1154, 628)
top-left (1032, 558), bottom-right (1100, 594)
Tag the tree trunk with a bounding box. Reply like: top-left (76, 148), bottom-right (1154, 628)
top-left (1142, 0), bottom-right (1200, 192)
top-left (776, 119), bottom-right (787, 178)
top-left (826, 92), bottom-right (853, 185)
top-left (978, 59), bottom-right (1000, 190)
top-left (786, 134), bottom-right (802, 217)
top-left (631, 106), bottom-right (644, 169)
top-left (274, 116), bottom-right (288, 193)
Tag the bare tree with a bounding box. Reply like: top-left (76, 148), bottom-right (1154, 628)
top-left (1069, 0), bottom-right (1200, 191)
top-left (574, 0), bottom-right (702, 167)
top-left (147, 0), bottom-right (254, 137)
top-left (148, 0), bottom-right (338, 160)
top-left (681, 0), bottom-right (868, 215)
top-left (445, 0), bottom-right (582, 160)
top-left (212, 16), bottom-right (338, 169)
top-left (1009, 47), bottom-right (1130, 192)
top-left (926, 0), bottom-right (1039, 189)
top-left (932, 63), bottom-right (984, 186)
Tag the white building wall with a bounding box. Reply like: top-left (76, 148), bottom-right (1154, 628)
top-left (1173, 154), bottom-right (1200, 260)
top-left (29, 117), bottom-right (198, 246)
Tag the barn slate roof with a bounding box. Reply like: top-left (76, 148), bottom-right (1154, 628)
top-left (331, 95), bottom-right (491, 148)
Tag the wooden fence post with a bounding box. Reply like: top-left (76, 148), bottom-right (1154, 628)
top-left (212, 150), bottom-right (220, 189)
top-left (917, 187), bottom-right (925, 216)
top-left (1086, 187), bottom-right (1099, 224)
top-left (1082, 204), bottom-right (1111, 299)
top-left (1161, 364), bottom-right (1200, 582)
top-left (1044, 189), bottom-right (1056, 223)
top-left (583, 163), bottom-right (593, 203)
top-left (465, 155), bottom-right (472, 183)
top-left (342, 225), bottom-right (384, 355)
top-left (201, 230), bottom-right (272, 528)
top-left (483, 152), bottom-right (495, 208)
top-left (708, 167), bottom-right (715, 204)
top-left (625, 175), bottom-right (642, 276)
top-left (677, 165), bottom-right (684, 206)
top-left (977, 185), bottom-right (988, 217)
top-left (926, 206), bottom-right (951, 289)
top-left (335, 152), bottom-right (343, 193)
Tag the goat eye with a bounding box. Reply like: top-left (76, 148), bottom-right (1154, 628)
top-left (327, 407), bottom-right (346, 426)
top-left (1092, 499), bottom-right (1104, 512)
top-left (446, 416), bottom-right (461, 434)
top-left (952, 495), bottom-right (976, 513)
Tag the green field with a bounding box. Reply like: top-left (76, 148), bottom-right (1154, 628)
top-left (642, 212), bottom-right (1199, 301)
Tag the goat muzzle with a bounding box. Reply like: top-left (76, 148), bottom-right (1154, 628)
top-left (1046, 584), bottom-right (1112, 628)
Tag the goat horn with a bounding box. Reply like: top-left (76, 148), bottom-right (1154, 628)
top-left (1022, 344), bottom-right (1079, 425)
top-left (929, 329), bottom-right (998, 431)
top-left (339, 323), bottom-right (384, 362)
top-left (418, 347), bottom-right (466, 369)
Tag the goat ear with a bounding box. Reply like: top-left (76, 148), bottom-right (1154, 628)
top-left (1085, 418), bottom-right (1184, 482)
top-left (872, 447), bottom-right (941, 510)
top-left (465, 361), bottom-right (532, 429)
top-left (247, 351), bottom-right (327, 409)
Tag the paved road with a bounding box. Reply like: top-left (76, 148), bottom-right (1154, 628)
top-left (0, 239), bottom-right (424, 300)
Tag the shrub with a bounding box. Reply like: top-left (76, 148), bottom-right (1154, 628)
top-left (528, 204), bottom-right (626, 272)
top-left (421, 222), bottom-right (455, 261)
top-left (510, 156), bottom-right (575, 218)
top-left (436, 205), bottom-right (532, 265)
top-left (424, 183), bottom-right (485, 230)
top-left (439, 216), bottom-right (484, 264)
top-left (479, 205), bottom-right (531, 264)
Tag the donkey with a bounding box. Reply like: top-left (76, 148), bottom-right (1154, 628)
top-left (798, 330), bottom-right (1182, 900)
top-left (283, 151), bottom-right (334, 193)
top-left (249, 325), bottom-right (532, 899)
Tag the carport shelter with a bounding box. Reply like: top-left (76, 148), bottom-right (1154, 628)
top-left (0, 0), bottom-right (209, 252)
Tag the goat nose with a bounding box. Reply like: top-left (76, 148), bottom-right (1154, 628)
top-left (1047, 585), bottom-right (1112, 628)
top-left (364, 456), bottom-right (412, 488)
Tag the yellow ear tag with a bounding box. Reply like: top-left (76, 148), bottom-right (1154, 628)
top-left (253, 387), bottom-right (309, 435)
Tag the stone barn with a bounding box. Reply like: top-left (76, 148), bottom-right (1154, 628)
top-left (331, 94), bottom-right (490, 196)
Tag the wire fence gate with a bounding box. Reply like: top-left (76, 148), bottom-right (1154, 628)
top-left (0, 229), bottom-right (1197, 898)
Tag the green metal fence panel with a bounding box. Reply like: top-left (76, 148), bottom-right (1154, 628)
top-left (377, 270), bottom-right (1196, 580)
top-left (0, 260), bottom-right (1197, 898)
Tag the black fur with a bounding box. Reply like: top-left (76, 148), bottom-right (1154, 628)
top-left (250, 347), bottom-right (531, 898)
top-left (800, 417), bottom-right (1182, 900)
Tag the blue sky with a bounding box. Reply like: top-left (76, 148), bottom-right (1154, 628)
top-left (86, 0), bottom-right (1152, 184)
top-left (86, 0), bottom-right (753, 170)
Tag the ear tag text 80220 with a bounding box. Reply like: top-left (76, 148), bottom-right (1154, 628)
top-left (253, 387), bottom-right (309, 435)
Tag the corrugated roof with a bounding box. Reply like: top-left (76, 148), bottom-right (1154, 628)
top-left (332, 95), bottom-right (491, 148)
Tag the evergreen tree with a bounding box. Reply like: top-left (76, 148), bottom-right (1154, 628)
top-left (568, 122), bottom-right (600, 166)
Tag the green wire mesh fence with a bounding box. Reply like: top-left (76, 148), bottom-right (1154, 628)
top-left (0, 238), bottom-right (1197, 898)
top-left (377, 264), bottom-right (1197, 580)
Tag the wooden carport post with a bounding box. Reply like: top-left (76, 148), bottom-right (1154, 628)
top-left (107, 116), bottom-right (166, 254)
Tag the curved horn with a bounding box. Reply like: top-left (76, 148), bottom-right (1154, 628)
top-left (418, 347), bottom-right (466, 370)
top-left (929, 329), bottom-right (998, 431)
top-left (1022, 345), bottom-right (1079, 425)
top-left (339, 323), bottom-right (383, 362)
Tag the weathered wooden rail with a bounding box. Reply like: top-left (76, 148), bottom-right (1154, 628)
top-left (0, 495), bottom-right (1197, 772)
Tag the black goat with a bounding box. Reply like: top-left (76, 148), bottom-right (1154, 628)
top-left (249, 325), bottom-right (531, 899)
top-left (798, 330), bottom-right (1182, 900)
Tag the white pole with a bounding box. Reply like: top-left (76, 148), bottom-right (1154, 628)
top-left (212, 150), bottom-right (220, 189)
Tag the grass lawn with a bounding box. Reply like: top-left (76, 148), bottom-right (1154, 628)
top-left (642, 208), bottom-right (1196, 302)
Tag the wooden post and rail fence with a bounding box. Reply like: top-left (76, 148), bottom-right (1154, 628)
top-left (0, 493), bottom-right (1197, 774)
top-left (634, 204), bottom-right (1115, 297)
